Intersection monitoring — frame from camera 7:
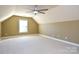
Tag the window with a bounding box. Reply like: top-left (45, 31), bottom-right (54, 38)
top-left (19, 19), bottom-right (28, 33)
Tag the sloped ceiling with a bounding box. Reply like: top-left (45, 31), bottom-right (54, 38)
top-left (0, 5), bottom-right (14, 22)
top-left (0, 5), bottom-right (79, 24)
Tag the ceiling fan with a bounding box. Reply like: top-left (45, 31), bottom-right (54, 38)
top-left (27, 5), bottom-right (48, 15)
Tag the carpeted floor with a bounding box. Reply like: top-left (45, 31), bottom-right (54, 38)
top-left (0, 35), bottom-right (79, 54)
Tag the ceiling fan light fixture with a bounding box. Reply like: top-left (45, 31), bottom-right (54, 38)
top-left (27, 5), bottom-right (48, 15)
top-left (33, 11), bottom-right (38, 14)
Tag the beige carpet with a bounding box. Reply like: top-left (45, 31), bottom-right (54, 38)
top-left (0, 35), bottom-right (79, 54)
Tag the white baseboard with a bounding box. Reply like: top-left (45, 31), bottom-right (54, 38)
top-left (39, 34), bottom-right (79, 47)
top-left (1, 34), bottom-right (39, 39)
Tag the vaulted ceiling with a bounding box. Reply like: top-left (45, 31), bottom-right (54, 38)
top-left (0, 5), bottom-right (79, 24)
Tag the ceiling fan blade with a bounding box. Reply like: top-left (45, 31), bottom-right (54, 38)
top-left (39, 11), bottom-right (45, 14)
top-left (38, 9), bottom-right (48, 11)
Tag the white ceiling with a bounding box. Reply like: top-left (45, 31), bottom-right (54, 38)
top-left (0, 5), bottom-right (79, 24)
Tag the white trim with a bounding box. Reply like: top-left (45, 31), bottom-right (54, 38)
top-left (39, 34), bottom-right (79, 47)
top-left (1, 34), bottom-right (39, 40)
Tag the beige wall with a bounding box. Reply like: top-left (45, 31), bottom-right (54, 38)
top-left (2, 15), bottom-right (39, 37)
top-left (39, 20), bottom-right (79, 44)
top-left (0, 22), bottom-right (1, 37)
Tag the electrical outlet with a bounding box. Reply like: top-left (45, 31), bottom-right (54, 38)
top-left (65, 37), bottom-right (68, 39)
